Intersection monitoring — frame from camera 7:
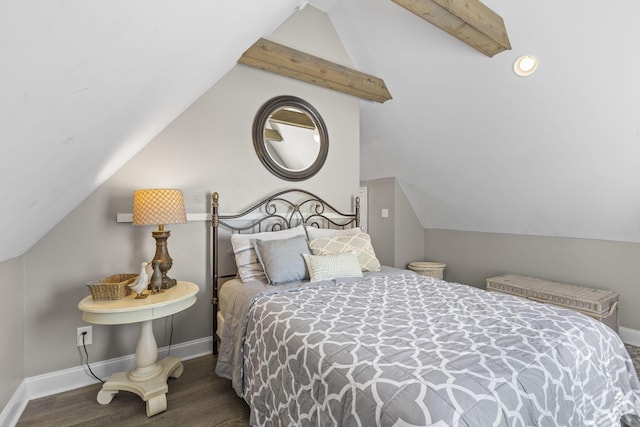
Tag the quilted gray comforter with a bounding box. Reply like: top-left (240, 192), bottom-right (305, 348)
top-left (216, 269), bottom-right (640, 426)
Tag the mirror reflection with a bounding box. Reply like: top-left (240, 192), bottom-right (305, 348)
top-left (253, 96), bottom-right (328, 181)
top-left (263, 107), bottom-right (320, 172)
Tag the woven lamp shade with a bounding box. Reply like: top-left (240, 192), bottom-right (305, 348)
top-left (132, 189), bottom-right (187, 226)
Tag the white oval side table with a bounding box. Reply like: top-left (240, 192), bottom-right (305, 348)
top-left (78, 281), bottom-right (199, 417)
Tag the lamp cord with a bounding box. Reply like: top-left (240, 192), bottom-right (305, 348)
top-left (80, 316), bottom-right (174, 384)
top-left (82, 333), bottom-right (104, 383)
top-left (167, 315), bottom-right (174, 356)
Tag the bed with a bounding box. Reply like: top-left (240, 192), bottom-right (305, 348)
top-left (211, 189), bottom-right (640, 426)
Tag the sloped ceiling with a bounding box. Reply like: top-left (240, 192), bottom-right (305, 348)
top-left (2, 0), bottom-right (639, 263)
top-left (333, 0), bottom-right (640, 243)
top-left (0, 0), bottom-right (304, 262)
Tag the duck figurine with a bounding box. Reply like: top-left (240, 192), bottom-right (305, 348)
top-left (129, 261), bottom-right (151, 298)
top-left (150, 263), bottom-right (163, 294)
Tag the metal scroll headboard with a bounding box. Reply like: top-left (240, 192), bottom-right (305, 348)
top-left (210, 189), bottom-right (360, 354)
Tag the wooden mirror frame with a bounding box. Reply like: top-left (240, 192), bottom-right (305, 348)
top-left (252, 95), bottom-right (329, 181)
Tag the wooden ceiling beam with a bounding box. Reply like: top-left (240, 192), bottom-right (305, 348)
top-left (238, 38), bottom-right (392, 103)
top-left (392, 0), bottom-right (511, 57)
top-left (269, 109), bottom-right (316, 130)
top-left (264, 128), bottom-right (283, 142)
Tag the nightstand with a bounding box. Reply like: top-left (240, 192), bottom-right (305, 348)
top-left (78, 281), bottom-right (199, 416)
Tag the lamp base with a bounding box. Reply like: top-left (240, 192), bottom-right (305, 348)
top-left (149, 230), bottom-right (178, 291)
top-left (163, 278), bottom-right (177, 290)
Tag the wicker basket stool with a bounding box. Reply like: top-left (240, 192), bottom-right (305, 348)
top-left (408, 261), bottom-right (446, 280)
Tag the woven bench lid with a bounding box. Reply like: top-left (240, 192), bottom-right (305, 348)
top-left (486, 274), bottom-right (618, 314)
top-left (408, 261), bottom-right (446, 269)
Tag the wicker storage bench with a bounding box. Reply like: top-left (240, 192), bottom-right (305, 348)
top-left (486, 274), bottom-right (619, 333)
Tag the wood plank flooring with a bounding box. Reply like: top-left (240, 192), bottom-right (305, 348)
top-left (17, 355), bottom-right (250, 427)
top-left (17, 346), bottom-right (640, 426)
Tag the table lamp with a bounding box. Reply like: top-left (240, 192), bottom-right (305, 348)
top-left (132, 189), bottom-right (187, 290)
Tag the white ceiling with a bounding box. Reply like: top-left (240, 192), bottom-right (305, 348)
top-left (0, 0), bottom-right (303, 262)
top-left (1, 0), bottom-right (639, 262)
top-left (343, 0), bottom-right (640, 242)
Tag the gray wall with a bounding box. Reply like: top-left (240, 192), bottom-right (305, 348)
top-left (393, 179), bottom-right (424, 268)
top-left (425, 228), bottom-right (640, 330)
top-left (0, 256), bottom-right (24, 411)
top-left (362, 177), bottom-right (424, 269)
top-left (362, 178), bottom-right (395, 266)
top-left (19, 6), bottom-right (361, 378)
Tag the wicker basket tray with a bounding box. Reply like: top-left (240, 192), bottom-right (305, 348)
top-left (86, 274), bottom-right (138, 301)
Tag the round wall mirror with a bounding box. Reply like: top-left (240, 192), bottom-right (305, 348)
top-left (252, 95), bottom-right (329, 181)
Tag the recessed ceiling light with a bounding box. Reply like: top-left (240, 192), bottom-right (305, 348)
top-left (514, 55), bottom-right (538, 77)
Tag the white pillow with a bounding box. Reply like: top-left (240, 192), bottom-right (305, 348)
top-left (231, 225), bottom-right (306, 283)
top-left (302, 252), bottom-right (363, 282)
top-left (305, 226), bottom-right (361, 240)
top-left (308, 232), bottom-right (381, 272)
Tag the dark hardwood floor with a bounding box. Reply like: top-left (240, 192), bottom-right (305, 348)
top-left (628, 344), bottom-right (640, 378)
top-left (17, 355), bottom-right (250, 427)
top-left (17, 346), bottom-right (640, 426)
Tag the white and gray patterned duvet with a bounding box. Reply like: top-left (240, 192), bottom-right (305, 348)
top-left (216, 269), bottom-right (640, 426)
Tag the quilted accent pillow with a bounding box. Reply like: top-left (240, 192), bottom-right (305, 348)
top-left (308, 232), bottom-right (381, 272)
top-left (230, 225), bottom-right (306, 283)
top-left (305, 226), bottom-right (361, 240)
top-left (302, 253), bottom-right (363, 282)
top-left (253, 235), bottom-right (311, 285)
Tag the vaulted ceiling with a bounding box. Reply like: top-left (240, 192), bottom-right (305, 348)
top-left (350, 0), bottom-right (640, 243)
top-left (0, 0), bottom-right (300, 262)
top-left (2, 0), bottom-right (639, 263)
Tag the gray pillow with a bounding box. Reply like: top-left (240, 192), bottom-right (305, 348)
top-left (253, 235), bottom-right (311, 285)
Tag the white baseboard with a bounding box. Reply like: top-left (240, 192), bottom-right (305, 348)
top-left (0, 336), bottom-right (213, 427)
top-left (620, 327), bottom-right (640, 348)
top-left (0, 381), bottom-right (28, 427)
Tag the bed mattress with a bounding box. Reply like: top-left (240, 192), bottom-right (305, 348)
top-left (216, 269), bottom-right (640, 426)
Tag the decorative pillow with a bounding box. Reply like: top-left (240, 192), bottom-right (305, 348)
top-left (230, 225), bottom-right (306, 283)
top-left (308, 232), bottom-right (381, 272)
top-left (302, 252), bottom-right (363, 282)
top-left (253, 235), bottom-right (311, 285)
top-left (305, 226), bottom-right (361, 240)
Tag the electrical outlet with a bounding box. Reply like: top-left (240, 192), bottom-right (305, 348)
top-left (77, 326), bottom-right (92, 346)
